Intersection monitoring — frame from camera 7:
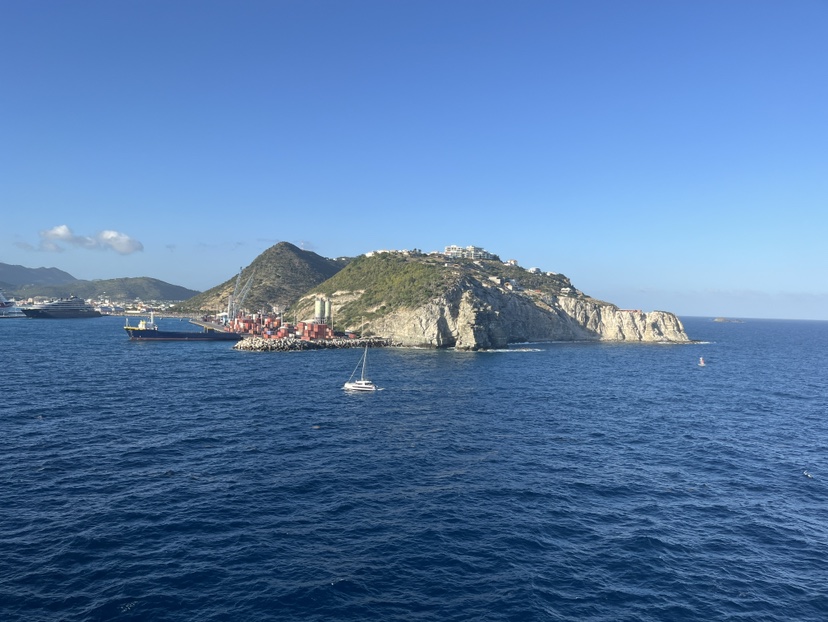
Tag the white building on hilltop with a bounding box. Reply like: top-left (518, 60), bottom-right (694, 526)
top-left (443, 245), bottom-right (495, 260)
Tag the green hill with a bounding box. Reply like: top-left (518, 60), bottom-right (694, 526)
top-left (8, 277), bottom-right (199, 301)
top-left (175, 242), bottom-right (348, 313)
top-left (297, 252), bottom-right (451, 329)
top-left (295, 251), bottom-right (581, 332)
top-left (0, 262), bottom-right (77, 286)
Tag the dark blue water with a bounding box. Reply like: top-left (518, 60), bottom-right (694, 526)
top-left (2, 316), bottom-right (827, 621)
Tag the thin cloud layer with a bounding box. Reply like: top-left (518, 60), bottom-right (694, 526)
top-left (39, 225), bottom-right (144, 255)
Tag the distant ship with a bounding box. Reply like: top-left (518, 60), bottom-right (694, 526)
top-left (0, 291), bottom-right (26, 318)
top-left (124, 313), bottom-right (243, 341)
top-left (20, 297), bottom-right (102, 319)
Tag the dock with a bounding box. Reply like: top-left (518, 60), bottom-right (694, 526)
top-left (189, 319), bottom-right (234, 332)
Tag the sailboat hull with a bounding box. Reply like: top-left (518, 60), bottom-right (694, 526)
top-left (343, 379), bottom-right (378, 392)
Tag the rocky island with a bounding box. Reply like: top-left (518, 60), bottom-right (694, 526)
top-left (293, 245), bottom-right (690, 350)
top-left (177, 242), bottom-right (691, 351)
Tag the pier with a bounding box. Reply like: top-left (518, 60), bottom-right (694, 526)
top-left (189, 319), bottom-right (233, 332)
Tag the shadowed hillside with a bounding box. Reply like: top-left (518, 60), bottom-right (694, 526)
top-left (0, 262), bottom-right (78, 287)
top-left (175, 242), bottom-right (348, 313)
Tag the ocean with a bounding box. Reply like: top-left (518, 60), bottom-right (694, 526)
top-left (2, 316), bottom-right (827, 621)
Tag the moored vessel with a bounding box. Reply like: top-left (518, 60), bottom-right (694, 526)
top-left (20, 297), bottom-right (102, 319)
top-left (0, 291), bottom-right (26, 318)
top-left (124, 313), bottom-right (243, 341)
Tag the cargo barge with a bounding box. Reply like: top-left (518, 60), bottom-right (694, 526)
top-left (125, 314), bottom-right (242, 341)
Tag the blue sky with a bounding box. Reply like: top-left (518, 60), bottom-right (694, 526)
top-left (2, 1), bottom-right (826, 319)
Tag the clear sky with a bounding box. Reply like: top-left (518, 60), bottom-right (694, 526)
top-left (2, 1), bottom-right (826, 320)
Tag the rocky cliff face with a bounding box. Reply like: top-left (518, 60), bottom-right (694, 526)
top-left (368, 276), bottom-right (689, 349)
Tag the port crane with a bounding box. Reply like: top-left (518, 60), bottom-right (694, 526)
top-left (226, 269), bottom-right (255, 321)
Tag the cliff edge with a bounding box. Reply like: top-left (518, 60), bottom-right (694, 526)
top-left (368, 275), bottom-right (689, 349)
top-left (303, 253), bottom-right (690, 350)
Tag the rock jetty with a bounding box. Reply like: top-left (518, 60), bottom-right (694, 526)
top-left (234, 336), bottom-right (388, 352)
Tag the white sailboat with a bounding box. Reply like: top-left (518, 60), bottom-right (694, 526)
top-left (343, 345), bottom-right (380, 392)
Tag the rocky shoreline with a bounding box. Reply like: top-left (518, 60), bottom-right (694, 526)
top-left (234, 336), bottom-right (389, 352)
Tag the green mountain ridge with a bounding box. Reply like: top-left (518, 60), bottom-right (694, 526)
top-left (0, 262), bottom-right (200, 301)
top-left (0, 262), bottom-right (77, 287)
top-left (174, 242), bottom-right (347, 314)
top-left (6, 277), bottom-right (200, 302)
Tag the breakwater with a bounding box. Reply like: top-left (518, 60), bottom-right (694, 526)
top-left (233, 336), bottom-right (389, 351)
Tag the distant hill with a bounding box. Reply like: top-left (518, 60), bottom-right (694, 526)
top-left (8, 277), bottom-right (200, 302)
top-left (0, 261), bottom-right (198, 301)
top-left (174, 242), bottom-right (348, 313)
top-left (0, 262), bottom-right (77, 286)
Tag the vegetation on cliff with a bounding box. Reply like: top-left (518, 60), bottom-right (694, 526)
top-left (297, 251), bottom-right (586, 333)
top-left (299, 253), bottom-right (451, 329)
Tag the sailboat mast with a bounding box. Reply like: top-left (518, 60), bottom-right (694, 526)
top-left (361, 345), bottom-right (368, 380)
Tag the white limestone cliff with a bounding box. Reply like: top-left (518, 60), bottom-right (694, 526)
top-left (368, 276), bottom-right (689, 349)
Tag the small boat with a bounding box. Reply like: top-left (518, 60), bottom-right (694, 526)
top-left (125, 312), bottom-right (242, 341)
top-left (343, 345), bottom-right (380, 392)
top-left (698, 357), bottom-right (705, 367)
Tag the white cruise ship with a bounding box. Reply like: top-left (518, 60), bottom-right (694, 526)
top-left (19, 296), bottom-right (102, 319)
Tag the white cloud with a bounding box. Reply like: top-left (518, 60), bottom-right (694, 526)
top-left (38, 225), bottom-right (144, 255)
top-left (97, 230), bottom-right (144, 254)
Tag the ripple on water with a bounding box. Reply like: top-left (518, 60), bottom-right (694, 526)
top-left (2, 317), bottom-right (828, 620)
